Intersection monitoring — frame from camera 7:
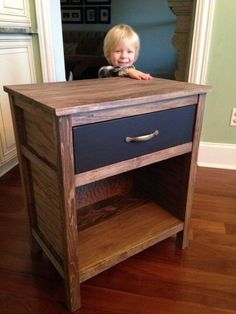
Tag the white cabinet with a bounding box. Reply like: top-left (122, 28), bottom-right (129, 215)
top-left (0, 0), bottom-right (73, 176)
top-left (0, 0), bottom-right (31, 26)
top-left (0, 34), bottom-right (36, 175)
top-left (0, 0), bottom-right (36, 175)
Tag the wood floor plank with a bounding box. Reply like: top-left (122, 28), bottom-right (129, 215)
top-left (82, 285), bottom-right (236, 314)
top-left (191, 217), bottom-right (226, 234)
top-left (86, 257), bottom-right (236, 311)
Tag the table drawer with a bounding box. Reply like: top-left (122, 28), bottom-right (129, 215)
top-left (73, 105), bottom-right (196, 173)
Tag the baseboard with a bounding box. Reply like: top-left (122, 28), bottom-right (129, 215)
top-left (0, 157), bottom-right (18, 177)
top-left (198, 142), bottom-right (236, 170)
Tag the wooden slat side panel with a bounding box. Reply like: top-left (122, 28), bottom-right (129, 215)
top-left (8, 96), bottom-right (43, 254)
top-left (30, 161), bottom-right (63, 257)
top-left (10, 96), bottom-right (64, 258)
top-left (23, 107), bottom-right (57, 166)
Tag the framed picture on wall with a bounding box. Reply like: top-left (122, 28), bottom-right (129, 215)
top-left (61, 0), bottom-right (83, 5)
top-left (85, 0), bottom-right (111, 4)
top-left (98, 7), bottom-right (110, 24)
top-left (71, 0), bottom-right (83, 4)
top-left (60, 0), bottom-right (69, 5)
top-left (62, 8), bottom-right (83, 23)
top-left (85, 7), bottom-right (97, 23)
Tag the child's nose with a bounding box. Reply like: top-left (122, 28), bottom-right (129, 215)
top-left (121, 51), bottom-right (127, 58)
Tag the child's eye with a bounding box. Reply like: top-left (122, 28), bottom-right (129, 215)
top-left (128, 50), bottom-right (134, 54)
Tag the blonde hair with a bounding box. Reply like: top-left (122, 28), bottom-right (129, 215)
top-left (103, 24), bottom-right (140, 63)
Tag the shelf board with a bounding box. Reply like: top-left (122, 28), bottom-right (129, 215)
top-left (78, 200), bottom-right (184, 282)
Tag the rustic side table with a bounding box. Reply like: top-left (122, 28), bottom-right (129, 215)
top-left (4, 77), bottom-right (211, 311)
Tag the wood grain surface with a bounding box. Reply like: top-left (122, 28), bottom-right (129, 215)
top-left (4, 77), bottom-right (211, 116)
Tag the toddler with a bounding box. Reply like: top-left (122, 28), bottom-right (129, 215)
top-left (98, 24), bottom-right (152, 80)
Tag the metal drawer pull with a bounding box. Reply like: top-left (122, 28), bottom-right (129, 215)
top-left (125, 130), bottom-right (159, 143)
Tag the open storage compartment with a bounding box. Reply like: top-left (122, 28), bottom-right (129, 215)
top-left (76, 154), bottom-right (191, 282)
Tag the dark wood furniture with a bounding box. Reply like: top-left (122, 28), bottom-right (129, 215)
top-left (4, 77), bottom-right (211, 312)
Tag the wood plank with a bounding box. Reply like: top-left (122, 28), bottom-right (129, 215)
top-left (82, 285), bottom-right (235, 314)
top-left (4, 78), bottom-right (212, 116)
top-left (77, 190), bottom-right (147, 231)
top-left (56, 116), bottom-right (81, 311)
top-left (78, 202), bottom-right (184, 282)
top-left (176, 94), bottom-right (207, 248)
top-left (75, 142), bottom-right (192, 187)
top-left (26, 154), bottom-right (64, 257)
top-left (76, 173), bottom-right (133, 209)
top-left (23, 106), bottom-right (58, 166)
top-left (72, 95), bottom-right (198, 126)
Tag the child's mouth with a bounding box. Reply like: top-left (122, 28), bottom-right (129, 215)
top-left (118, 62), bottom-right (129, 67)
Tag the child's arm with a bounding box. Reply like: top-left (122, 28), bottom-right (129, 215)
top-left (98, 66), bottom-right (119, 78)
top-left (126, 68), bottom-right (152, 80)
top-left (98, 65), bottom-right (152, 80)
top-left (117, 67), bottom-right (152, 80)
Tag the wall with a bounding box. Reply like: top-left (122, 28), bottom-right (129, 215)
top-left (198, 0), bottom-right (236, 169)
top-left (202, 0), bottom-right (236, 144)
top-left (62, 0), bottom-right (177, 77)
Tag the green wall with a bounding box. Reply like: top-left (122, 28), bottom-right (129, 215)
top-left (202, 0), bottom-right (236, 144)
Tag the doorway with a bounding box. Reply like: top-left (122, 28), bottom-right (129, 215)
top-left (35, 0), bottom-right (215, 84)
top-left (60, 0), bottom-right (178, 80)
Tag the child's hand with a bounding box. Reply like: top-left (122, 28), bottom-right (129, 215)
top-left (128, 68), bottom-right (152, 80)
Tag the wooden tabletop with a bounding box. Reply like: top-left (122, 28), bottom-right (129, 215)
top-left (4, 77), bottom-right (212, 116)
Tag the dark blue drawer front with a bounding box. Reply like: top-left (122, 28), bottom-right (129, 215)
top-left (73, 105), bottom-right (196, 173)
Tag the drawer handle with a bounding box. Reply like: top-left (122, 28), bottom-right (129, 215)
top-left (125, 130), bottom-right (159, 143)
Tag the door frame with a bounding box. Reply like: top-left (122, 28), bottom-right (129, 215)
top-left (34, 0), bottom-right (65, 82)
top-left (188, 0), bottom-right (215, 84)
top-left (35, 0), bottom-right (215, 84)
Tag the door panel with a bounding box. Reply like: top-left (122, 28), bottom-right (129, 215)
top-left (0, 0), bottom-right (31, 25)
top-left (0, 0), bottom-right (37, 176)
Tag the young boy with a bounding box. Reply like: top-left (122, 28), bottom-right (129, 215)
top-left (98, 24), bottom-right (152, 80)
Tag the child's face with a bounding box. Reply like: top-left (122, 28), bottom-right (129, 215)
top-left (108, 39), bottom-right (136, 67)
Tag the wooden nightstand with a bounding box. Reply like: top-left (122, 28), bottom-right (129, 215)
top-left (4, 77), bottom-right (211, 311)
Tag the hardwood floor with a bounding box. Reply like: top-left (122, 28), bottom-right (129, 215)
top-left (0, 166), bottom-right (236, 313)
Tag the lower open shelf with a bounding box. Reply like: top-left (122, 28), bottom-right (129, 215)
top-left (78, 196), bottom-right (184, 282)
